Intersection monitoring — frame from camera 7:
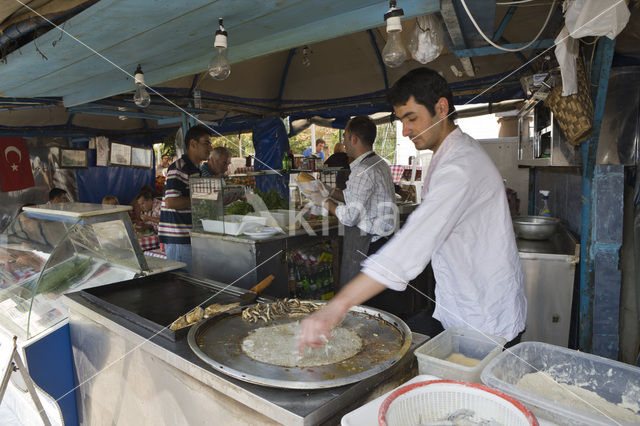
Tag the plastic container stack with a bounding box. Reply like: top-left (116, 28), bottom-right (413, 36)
top-left (482, 341), bottom-right (640, 425)
top-left (414, 327), bottom-right (506, 383)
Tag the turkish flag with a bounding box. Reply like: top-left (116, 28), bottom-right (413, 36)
top-left (0, 137), bottom-right (35, 192)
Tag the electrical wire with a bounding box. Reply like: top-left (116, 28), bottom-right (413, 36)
top-left (459, 0), bottom-right (557, 52)
top-left (495, 0), bottom-right (536, 5)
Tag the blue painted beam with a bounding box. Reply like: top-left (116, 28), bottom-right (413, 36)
top-left (441, 0), bottom-right (475, 76)
top-left (277, 49), bottom-right (297, 105)
top-left (578, 37), bottom-right (616, 354)
top-left (591, 165), bottom-right (623, 359)
top-left (156, 117), bottom-right (184, 125)
top-left (0, 0), bottom-right (214, 92)
top-left (367, 29), bottom-right (389, 90)
top-left (67, 106), bottom-right (178, 121)
top-left (454, 39), bottom-right (554, 58)
top-left (492, 6), bottom-right (516, 42)
top-left (1, 0), bottom-right (438, 104)
top-left (189, 74), bottom-right (200, 95)
top-left (498, 36), bottom-right (531, 66)
top-left (0, 97), bottom-right (62, 104)
top-left (55, 0), bottom-right (438, 106)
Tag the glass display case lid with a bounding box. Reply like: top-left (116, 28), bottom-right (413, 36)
top-left (0, 203), bottom-right (147, 341)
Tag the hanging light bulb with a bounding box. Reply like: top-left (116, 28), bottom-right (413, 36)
top-left (133, 64), bottom-right (151, 108)
top-left (382, 0), bottom-right (406, 68)
top-left (208, 18), bottom-right (231, 80)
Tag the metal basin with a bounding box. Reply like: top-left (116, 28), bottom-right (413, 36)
top-left (513, 216), bottom-right (560, 240)
top-left (187, 303), bottom-right (412, 389)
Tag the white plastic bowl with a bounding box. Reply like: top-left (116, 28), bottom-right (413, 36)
top-left (378, 380), bottom-right (538, 426)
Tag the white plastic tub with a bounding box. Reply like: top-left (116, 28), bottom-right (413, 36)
top-left (250, 209), bottom-right (301, 230)
top-left (200, 215), bottom-right (266, 235)
top-left (481, 341), bottom-right (640, 425)
top-left (414, 327), bottom-right (505, 383)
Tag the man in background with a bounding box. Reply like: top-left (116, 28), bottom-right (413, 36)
top-left (200, 146), bottom-right (245, 205)
top-left (157, 154), bottom-right (172, 177)
top-left (308, 116), bottom-right (396, 295)
top-left (200, 146), bottom-right (232, 177)
top-left (302, 139), bottom-right (326, 161)
top-left (48, 188), bottom-right (69, 204)
top-left (158, 125), bottom-right (212, 271)
top-left (324, 142), bottom-right (350, 190)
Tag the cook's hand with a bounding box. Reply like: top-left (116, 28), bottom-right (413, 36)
top-left (297, 303), bottom-right (348, 353)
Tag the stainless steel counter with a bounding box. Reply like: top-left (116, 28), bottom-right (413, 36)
top-left (517, 225), bottom-right (580, 346)
top-left (191, 227), bottom-right (342, 298)
top-left (64, 281), bottom-right (427, 426)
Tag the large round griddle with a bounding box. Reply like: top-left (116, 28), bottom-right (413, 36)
top-left (187, 303), bottom-right (412, 389)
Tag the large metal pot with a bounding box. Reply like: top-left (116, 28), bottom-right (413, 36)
top-left (513, 216), bottom-right (560, 240)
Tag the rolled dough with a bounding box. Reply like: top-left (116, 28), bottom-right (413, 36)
top-left (241, 322), bottom-right (362, 368)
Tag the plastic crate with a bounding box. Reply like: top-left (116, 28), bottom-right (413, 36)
top-left (414, 327), bottom-right (505, 383)
top-left (481, 341), bottom-right (640, 425)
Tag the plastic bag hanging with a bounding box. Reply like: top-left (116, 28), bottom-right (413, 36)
top-left (407, 15), bottom-right (443, 64)
top-left (554, 26), bottom-right (579, 96)
top-left (564, 0), bottom-right (630, 40)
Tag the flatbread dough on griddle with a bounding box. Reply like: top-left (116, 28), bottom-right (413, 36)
top-left (241, 322), bottom-right (362, 368)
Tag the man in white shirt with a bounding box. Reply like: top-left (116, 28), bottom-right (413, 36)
top-left (299, 68), bottom-right (526, 348)
top-left (308, 116), bottom-right (397, 305)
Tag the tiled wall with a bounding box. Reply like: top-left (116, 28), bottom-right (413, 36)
top-left (533, 168), bottom-right (583, 236)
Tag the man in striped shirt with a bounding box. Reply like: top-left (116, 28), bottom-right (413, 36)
top-left (159, 125), bottom-right (213, 271)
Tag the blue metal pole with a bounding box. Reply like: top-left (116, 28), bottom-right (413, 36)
top-left (492, 6), bottom-right (517, 42)
top-left (578, 37), bottom-right (616, 353)
top-left (277, 49), bottom-right (297, 106)
top-left (528, 168), bottom-right (536, 215)
top-left (367, 29), bottom-right (389, 90)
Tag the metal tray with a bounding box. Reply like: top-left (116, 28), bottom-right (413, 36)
top-left (80, 272), bottom-right (248, 342)
top-left (187, 303), bottom-right (412, 389)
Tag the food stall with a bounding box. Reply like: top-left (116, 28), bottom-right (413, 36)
top-left (0, 203), bottom-right (184, 425)
top-left (63, 271), bottom-right (427, 425)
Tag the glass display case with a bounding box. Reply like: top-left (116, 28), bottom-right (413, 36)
top-left (191, 176), bottom-right (278, 235)
top-left (190, 177), bottom-right (225, 233)
top-left (0, 203), bottom-right (151, 340)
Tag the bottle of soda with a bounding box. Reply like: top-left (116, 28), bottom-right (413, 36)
top-left (282, 151), bottom-right (290, 172)
top-left (288, 150), bottom-right (295, 170)
top-left (288, 259), bottom-right (297, 297)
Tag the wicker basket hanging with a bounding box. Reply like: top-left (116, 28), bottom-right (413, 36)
top-left (544, 60), bottom-right (593, 146)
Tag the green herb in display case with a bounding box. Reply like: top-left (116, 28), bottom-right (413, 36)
top-left (253, 189), bottom-right (287, 210)
top-left (225, 200), bottom-right (253, 215)
top-left (191, 198), bottom-right (219, 229)
top-left (225, 189), bottom-right (287, 215)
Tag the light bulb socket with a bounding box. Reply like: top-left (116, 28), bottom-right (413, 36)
top-left (384, 5), bottom-right (404, 20)
top-left (384, 0), bottom-right (404, 33)
top-left (134, 64), bottom-right (145, 85)
top-left (214, 33), bottom-right (227, 49)
top-left (385, 15), bottom-right (403, 33)
top-left (213, 18), bottom-right (229, 42)
top-left (134, 72), bottom-right (145, 85)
